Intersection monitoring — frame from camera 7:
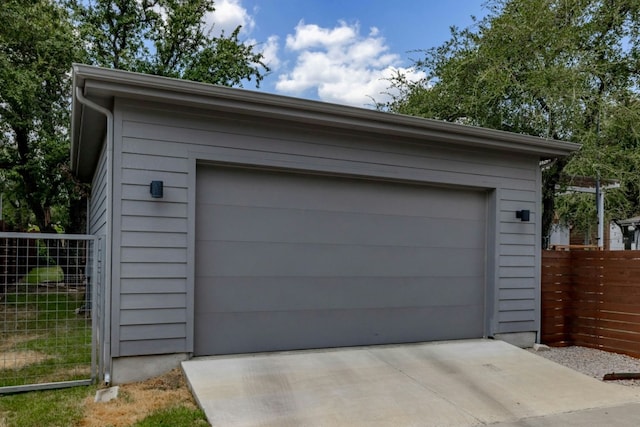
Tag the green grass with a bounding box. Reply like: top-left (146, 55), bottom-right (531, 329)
top-left (0, 385), bottom-right (96, 427)
top-left (0, 277), bottom-right (206, 426)
top-left (23, 266), bottom-right (64, 284)
top-left (0, 388), bottom-right (208, 427)
top-left (0, 291), bottom-right (91, 387)
top-left (133, 406), bottom-right (209, 426)
top-left (3, 291), bottom-right (85, 325)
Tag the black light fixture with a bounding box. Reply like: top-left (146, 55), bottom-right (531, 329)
top-left (150, 180), bottom-right (163, 198)
top-left (516, 209), bottom-right (530, 222)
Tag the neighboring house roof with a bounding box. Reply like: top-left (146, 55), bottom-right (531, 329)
top-left (617, 216), bottom-right (640, 227)
top-left (557, 175), bottom-right (620, 193)
top-left (561, 175), bottom-right (619, 188)
top-left (71, 64), bottom-right (580, 181)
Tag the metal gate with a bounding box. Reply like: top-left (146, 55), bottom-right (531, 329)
top-left (0, 232), bottom-right (101, 393)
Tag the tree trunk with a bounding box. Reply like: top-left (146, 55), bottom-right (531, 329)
top-left (14, 126), bottom-right (52, 231)
top-left (68, 196), bottom-right (88, 234)
top-left (541, 158), bottom-right (567, 249)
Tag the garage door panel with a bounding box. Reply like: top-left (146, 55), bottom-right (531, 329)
top-left (195, 166), bottom-right (487, 355)
top-left (196, 241), bottom-right (485, 277)
top-left (198, 167), bottom-right (485, 220)
top-left (194, 305), bottom-right (485, 356)
top-left (196, 204), bottom-right (486, 248)
top-left (195, 277), bottom-right (485, 313)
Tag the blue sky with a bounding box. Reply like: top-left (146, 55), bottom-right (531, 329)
top-left (207, 1), bottom-right (488, 107)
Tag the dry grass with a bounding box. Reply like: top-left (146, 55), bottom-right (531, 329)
top-left (0, 333), bottom-right (44, 351)
top-left (78, 368), bottom-right (202, 427)
top-left (0, 333), bottom-right (53, 370)
top-left (0, 350), bottom-right (53, 369)
top-left (0, 303), bottom-right (37, 331)
top-left (0, 333), bottom-right (58, 385)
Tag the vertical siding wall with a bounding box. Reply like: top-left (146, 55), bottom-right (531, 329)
top-left (110, 99), bottom-right (541, 357)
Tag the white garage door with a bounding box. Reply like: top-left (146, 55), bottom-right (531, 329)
top-left (194, 166), bottom-right (486, 355)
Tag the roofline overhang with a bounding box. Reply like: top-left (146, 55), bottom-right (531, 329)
top-left (71, 64), bottom-right (580, 178)
top-left (616, 217), bottom-right (640, 226)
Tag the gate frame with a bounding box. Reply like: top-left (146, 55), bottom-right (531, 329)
top-left (0, 232), bottom-right (100, 394)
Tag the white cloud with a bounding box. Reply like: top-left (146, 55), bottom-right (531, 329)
top-left (276, 21), bottom-right (425, 107)
top-left (285, 21), bottom-right (357, 51)
top-left (197, 0), bottom-right (283, 76)
top-left (260, 35), bottom-right (281, 70)
top-left (205, 0), bottom-right (255, 37)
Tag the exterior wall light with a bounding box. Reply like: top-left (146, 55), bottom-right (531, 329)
top-left (150, 180), bottom-right (163, 198)
top-left (516, 210), bottom-right (530, 222)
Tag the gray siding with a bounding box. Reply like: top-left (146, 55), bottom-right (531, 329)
top-left (88, 138), bottom-right (108, 373)
top-left (498, 188), bottom-right (539, 333)
top-left (111, 103), bottom-right (191, 356)
top-left (89, 140), bottom-right (108, 237)
top-left (111, 99), bottom-right (541, 357)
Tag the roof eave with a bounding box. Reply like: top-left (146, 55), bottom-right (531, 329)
top-left (71, 64), bottom-right (580, 175)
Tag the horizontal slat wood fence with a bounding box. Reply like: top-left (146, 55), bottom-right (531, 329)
top-left (541, 250), bottom-right (640, 358)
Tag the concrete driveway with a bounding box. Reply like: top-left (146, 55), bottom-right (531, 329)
top-left (182, 339), bottom-right (640, 426)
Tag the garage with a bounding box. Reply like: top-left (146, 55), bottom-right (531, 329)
top-left (71, 64), bottom-right (580, 382)
top-left (194, 165), bottom-right (487, 356)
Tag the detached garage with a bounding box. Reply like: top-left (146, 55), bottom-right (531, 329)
top-left (70, 64), bottom-right (578, 383)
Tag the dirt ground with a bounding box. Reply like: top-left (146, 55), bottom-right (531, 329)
top-left (79, 368), bottom-right (204, 427)
top-left (0, 332), bottom-right (51, 370)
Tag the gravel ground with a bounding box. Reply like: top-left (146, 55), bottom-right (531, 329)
top-left (529, 346), bottom-right (640, 387)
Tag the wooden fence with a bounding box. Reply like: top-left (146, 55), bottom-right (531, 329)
top-left (541, 250), bottom-right (640, 357)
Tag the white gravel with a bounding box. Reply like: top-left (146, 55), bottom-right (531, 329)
top-left (528, 346), bottom-right (640, 387)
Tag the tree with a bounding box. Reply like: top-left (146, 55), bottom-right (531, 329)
top-left (0, 0), bottom-right (269, 232)
top-left (384, 0), bottom-right (640, 245)
top-left (0, 0), bottom-right (81, 231)
top-left (68, 0), bottom-right (269, 87)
